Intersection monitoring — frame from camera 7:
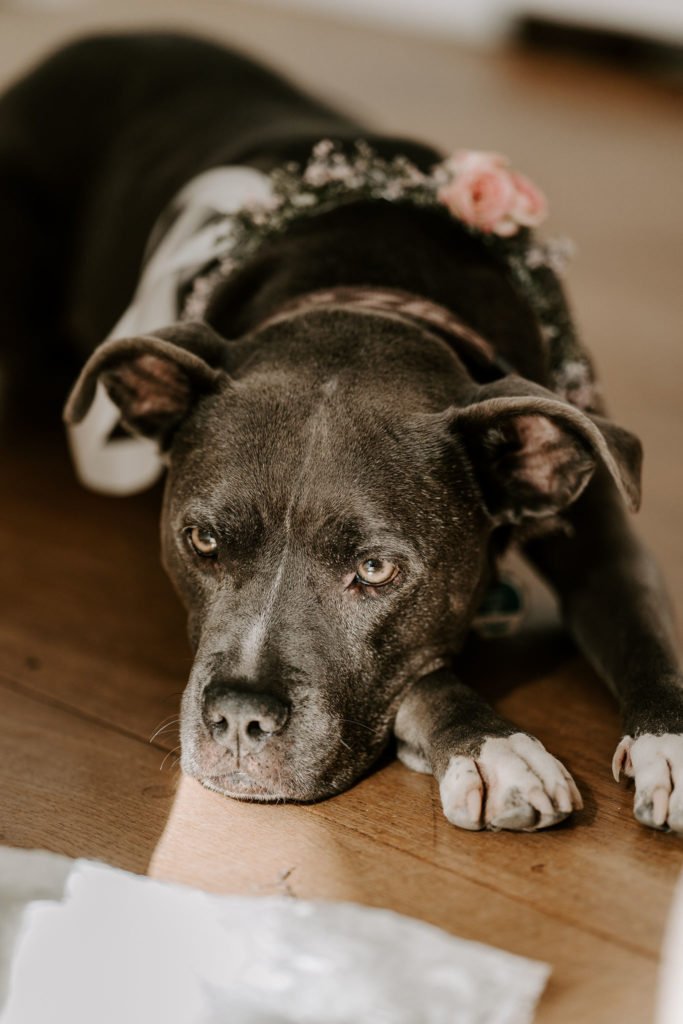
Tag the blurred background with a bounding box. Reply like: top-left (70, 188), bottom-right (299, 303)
top-left (3, 0), bottom-right (683, 53)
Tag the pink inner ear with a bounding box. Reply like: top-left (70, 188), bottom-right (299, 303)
top-left (116, 354), bottom-right (192, 419)
top-left (513, 414), bottom-right (575, 496)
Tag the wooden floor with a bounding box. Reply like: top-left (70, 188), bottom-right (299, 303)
top-left (1, 3), bottom-right (682, 1022)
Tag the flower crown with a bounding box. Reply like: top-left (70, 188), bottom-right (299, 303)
top-left (183, 140), bottom-right (592, 410)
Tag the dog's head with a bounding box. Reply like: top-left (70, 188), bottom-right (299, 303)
top-left (65, 310), bottom-right (641, 800)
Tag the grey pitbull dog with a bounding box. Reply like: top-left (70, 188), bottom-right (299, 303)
top-left (4, 33), bottom-right (683, 831)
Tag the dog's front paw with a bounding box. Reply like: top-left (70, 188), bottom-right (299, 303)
top-left (439, 733), bottom-right (583, 832)
top-left (613, 734), bottom-right (683, 833)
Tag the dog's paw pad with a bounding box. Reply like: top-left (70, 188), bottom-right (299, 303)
top-left (439, 733), bottom-right (582, 833)
top-left (613, 734), bottom-right (683, 834)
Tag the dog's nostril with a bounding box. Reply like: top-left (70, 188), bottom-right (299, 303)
top-left (208, 713), bottom-right (228, 735)
top-left (246, 719), bottom-right (267, 739)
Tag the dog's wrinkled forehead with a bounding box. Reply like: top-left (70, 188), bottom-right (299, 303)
top-left (168, 375), bottom-right (439, 550)
top-left (167, 310), bottom-right (472, 530)
top-left (232, 308), bottom-right (472, 399)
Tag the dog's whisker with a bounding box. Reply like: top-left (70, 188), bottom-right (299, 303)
top-left (149, 721), bottom-right (180, 739)
top-left (149, 716), bottom-right (180, 733)
top-left (160, 746), bottom-right (181, 772)
top-left (340, 717), bottom-right (375, 734)
top-left (150, 723), bottom-right (180, 741)
top-left (151, 712), bottom-right (181, 727)
top-left (149, 717), bottom-right (181, 743)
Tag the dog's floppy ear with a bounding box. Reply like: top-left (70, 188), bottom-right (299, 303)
top-left (450, 376), bottom-right (642, 523)
top-left (64, 321), bottom-right (227, 446)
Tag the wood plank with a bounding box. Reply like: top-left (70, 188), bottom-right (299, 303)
top-left (0, 678), bottom-right (177, 872)
top-left (150, 775), bottom-right (660, 1024)
top-left (0, 433), bottom-right (187, 743)
top-left (0, 668), bottom-right (669, 1024)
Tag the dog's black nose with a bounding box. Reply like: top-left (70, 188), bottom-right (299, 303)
top-left (202, 683), bottom-right (289, 752)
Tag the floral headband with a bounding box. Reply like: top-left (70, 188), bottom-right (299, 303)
top-left (182, 140), bottom-right (596, 411)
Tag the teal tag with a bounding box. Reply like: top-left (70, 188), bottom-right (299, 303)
top-left (472, 576), bottom-right (525, 638)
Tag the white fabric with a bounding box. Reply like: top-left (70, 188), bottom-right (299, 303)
top-left (0, 850), bottom-right (72, 1011)
top-left (67, 166), bottom-right (273, 495)
top-left (0, 849), bottom-right (550, 1024)
top-left (657, 870), bottom-right (683, 1024)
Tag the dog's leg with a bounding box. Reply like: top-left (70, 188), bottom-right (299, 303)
top-left (394, 670), bottom-right (582, 831)
top-left (523, 467), bottom-right (683, 833)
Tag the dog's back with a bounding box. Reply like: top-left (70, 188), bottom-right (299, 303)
top-left (0, 32), bottom-right (362, 403)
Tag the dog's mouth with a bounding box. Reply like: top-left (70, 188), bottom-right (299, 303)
top-left (190, 754), bottom-right (361, 803)
top-left (198, 770), bottom-right (288, 802)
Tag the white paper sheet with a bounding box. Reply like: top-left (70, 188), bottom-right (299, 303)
top-left (0, 849), bottom-right (72, 1010)
top-left (0, 851), bottom-right (550, 1024)
top-left (657, 870), bottom-right (683, 1024)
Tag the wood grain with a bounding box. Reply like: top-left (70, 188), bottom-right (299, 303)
top-left (0, 4), bottom-right (682, 1023)
top-left (151, 776), bottom-right (658, 1024)
top-left (0, 677), bottom-right (177, 872)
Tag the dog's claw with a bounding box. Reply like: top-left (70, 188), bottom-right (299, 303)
top-left (612, 735), bottom-right (633, 783)
top-left (554, 783), bottom-right (573, 815)
top-left (651, 787), bottom-right (670, 828)
top-left (613, 733), bottom-right (683, 834)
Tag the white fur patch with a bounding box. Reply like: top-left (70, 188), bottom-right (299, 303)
top-left (612, 734), bottom-right (683, 833)
top-left (439, 733), bottom-right (583, 832)
top-left (236, 561), bottom-right (285, 679)
top-left (236, 379), bottom-right (333, 680)
top-left (396, 741), bottom-right (431, 775)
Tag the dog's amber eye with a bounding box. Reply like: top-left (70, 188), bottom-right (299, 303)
top-left (189, 527), bottom-right (218, 558)
top-left (356, 558), bottom-right (398, 586)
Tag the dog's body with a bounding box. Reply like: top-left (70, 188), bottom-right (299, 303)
top-left (3, 32), bottom-right (682, 831)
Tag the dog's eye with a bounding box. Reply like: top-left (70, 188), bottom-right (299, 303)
top-left (355, 558), bottom-right (398, 586)
top-left (188, 527), bottom-right (218, 558)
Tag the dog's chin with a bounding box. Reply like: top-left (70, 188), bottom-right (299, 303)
top-left (199, 771), bottom-right (290, 803)
top-left (181, 733), bottom-right (386, 804)
top-left (197, 770), bottom-right (350, 803)
top-left (190, 764), bottom-right (359, 804)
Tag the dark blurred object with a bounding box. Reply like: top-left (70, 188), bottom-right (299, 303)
top-left (515, 15), bottom-right (683, 89)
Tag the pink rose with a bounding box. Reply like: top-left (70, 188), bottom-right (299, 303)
top-left (439, 167), bottom-right (517, 235)
top-left (438, 150), bottom-right (547, 237)
top-left (509, 171), bottom-right (547, 228)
